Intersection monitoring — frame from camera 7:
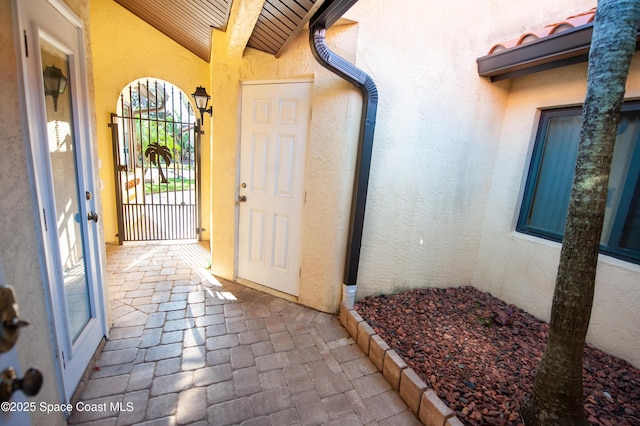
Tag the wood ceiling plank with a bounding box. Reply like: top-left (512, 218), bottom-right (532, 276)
top-left (261, 2), bottom-right (297, 31)
top-left (260, 5), bottom-right (296, 35)
top-left (248, 34), bottom-right (278, 54)
top-left (272, 0), bottom-right (307, 20)
top-left (276, 0), bottom-right (326, 57)
top-left (293, 0), bottom-right (317, 11)
top-left (114, 0), bottom-right (235, 62)
top-left (253, 20), bottom-right (286, 45)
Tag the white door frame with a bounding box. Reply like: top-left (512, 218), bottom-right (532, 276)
top-left (236, 79), bottom-right (313, 296)
top-left (13, 0), bottom-right (108, 402)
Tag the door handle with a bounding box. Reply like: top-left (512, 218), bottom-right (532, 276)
top-left (0, 287), bottom-right (29, 353)
top-left (88, 212), bottom-right (99, 222)
top-left (0, 286), bottom-right (43, 402)
top-left (0, 367), bottom-right (43, 402)
top-left (238, 195), bottom-right (247, 203)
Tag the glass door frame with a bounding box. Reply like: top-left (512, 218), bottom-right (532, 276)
top-left (13, 0), bottom-right (108, 402)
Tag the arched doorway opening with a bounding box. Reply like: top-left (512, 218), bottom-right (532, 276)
top-left (110, 78), bottom-right (200, 242)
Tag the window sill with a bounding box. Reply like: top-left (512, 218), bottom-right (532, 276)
top-left (510, 230), bottom-right (640, 272)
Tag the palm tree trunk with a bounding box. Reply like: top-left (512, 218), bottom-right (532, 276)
top-left (521, 1), bottom-right (640, 424)
top-left (158, 164), bottom-right (168, 184)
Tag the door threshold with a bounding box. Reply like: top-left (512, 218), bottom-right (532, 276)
top-left (235, 278), bottom-right (299, 303)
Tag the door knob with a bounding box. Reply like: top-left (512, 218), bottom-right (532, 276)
top-left (0, 367), bottom-right (43, 402)
top-left (0, 287), bottom-right (29, 353)
top-left (88, 212), bottom-right (99, 222)
top-left (238, 195), bottom-right (247, 203)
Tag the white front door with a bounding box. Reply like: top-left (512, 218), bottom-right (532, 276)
top-left (15, 0), bottom-right (107, 401)
top-left (238, 81), bottom-right (312, 296)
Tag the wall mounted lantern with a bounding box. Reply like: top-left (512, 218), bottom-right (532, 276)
top-left (43, 65), bottom-right (68, 112)
top-left (191, 86), bottom-right (213, 124)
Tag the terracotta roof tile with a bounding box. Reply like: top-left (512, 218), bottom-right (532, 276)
top-left (488, 7), bottom-right (596, 55)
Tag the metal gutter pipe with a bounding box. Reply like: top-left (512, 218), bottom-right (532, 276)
top-left (309, 1), bottom-right (378, 307)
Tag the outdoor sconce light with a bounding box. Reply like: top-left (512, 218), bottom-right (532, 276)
top-left (43, 65), bottom-right (68, 112)
top-left (192, 86), bottom-right (213, 124)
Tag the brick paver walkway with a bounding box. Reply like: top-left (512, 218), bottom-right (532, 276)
top-left (68, 242), bottom-right (420, 425)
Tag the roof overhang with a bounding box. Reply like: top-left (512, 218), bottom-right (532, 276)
top-left (114, 0), bottom-right (233, 62)
top-left (246, 0), bottom-right (328, 57)
top-left (113, 0), bottom-right (329, 60)
top-left (477, 23), bottom-right (640, 81)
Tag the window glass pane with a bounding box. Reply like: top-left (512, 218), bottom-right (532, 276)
top-left (618, 180), bottom-right (640, 251)
top-left (604, 114), bottom-right (640, 253)
top-left (41, 39), bottom-right (92, 342)
top-left (527, 114), bottom-right (581, 235)
top-left (519, 106), bottom-right (640, 264)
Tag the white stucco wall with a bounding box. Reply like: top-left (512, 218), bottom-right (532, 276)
top-left (343, 0), bottom-right (640, 367)
top-left (342, 1), bottom-right (507, 297)
top-left (472, 58), bottom-right (640, 368)
top-left (341, 1), bottom-right (592, 297)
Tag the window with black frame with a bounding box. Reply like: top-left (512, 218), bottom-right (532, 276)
top-left (517, 103), bottom-right (640, 264)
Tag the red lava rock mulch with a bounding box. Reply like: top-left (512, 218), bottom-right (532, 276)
top-left (354, 286), bottom-right (640, 426)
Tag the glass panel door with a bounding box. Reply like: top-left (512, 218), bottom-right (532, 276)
top-left (41, 40), bottom-right (92, 343)
top-left (15, 0), bottom-right (107, 402)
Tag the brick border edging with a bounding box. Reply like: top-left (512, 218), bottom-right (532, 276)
top-left (340, 302), bottom-right (465, 426)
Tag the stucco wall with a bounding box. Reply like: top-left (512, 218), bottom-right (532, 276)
top-left (472, 57), bottom-right (640, 368)
top-left (342, 0), bottom-right (603, 299)
top-left (338, 0), bottom-right (640, 366)
top-left (346, 0), bottom-right (615, 300)
top-left (89, 0), bottom-right (210, 243)
top-left (341, 0), bottom-right (515, 297)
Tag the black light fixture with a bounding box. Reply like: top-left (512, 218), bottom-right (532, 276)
top-left (43, 65), bottom-right (68, 112)
top-left (191, 86), bottom-right (213, 124)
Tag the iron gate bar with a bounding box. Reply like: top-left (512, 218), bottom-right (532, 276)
top-left (109, 113), bottom-right (125, 245)
top-left (110, 79), bottom-right (200, 243)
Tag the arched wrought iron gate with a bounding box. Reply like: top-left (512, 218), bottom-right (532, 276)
top-left (109, 79), bottom-right (201, 243)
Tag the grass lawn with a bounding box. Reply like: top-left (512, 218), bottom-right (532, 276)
top-left (145, 177), bottom-right (195, 194)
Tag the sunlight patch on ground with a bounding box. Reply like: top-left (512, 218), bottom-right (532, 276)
top-left (203, 287), bottom-right (237, 301)
top-left (121, 245), bottom-right (165, 272)
top-left (195, 269), bottom-right (223, 287)
top-left (171, 241), bottom-right (224, 288)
